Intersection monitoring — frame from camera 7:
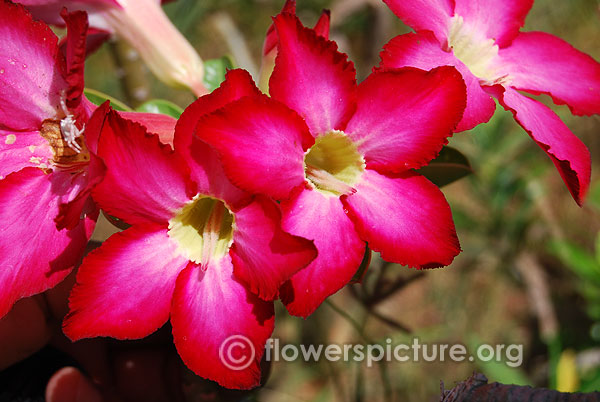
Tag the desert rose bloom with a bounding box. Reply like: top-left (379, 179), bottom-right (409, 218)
top-left (193, 12), bottom-right (466, 317)
top-left (380, 0), bottom-right (600, 205)
top-left (19, 0), bottom-right (208, 96)
top-left (0, 2), bottom-right (101, 319)
top-left (63, 103), bottom-right (317, 389)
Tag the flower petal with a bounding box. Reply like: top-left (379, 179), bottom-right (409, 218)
top-left (0, 130), bottom-right (53, 178)
top-left (379, 32), bottom-right (496, 132)
top-left (230, 195), bottom-right (317, 301)
top-left (270, 12), bottom-right (357, 136)
top-left (195, 95), bottom-right (311, 201)
top-left (0, 168), bottom-right (90, 318)
top-left (382, 0), bottom-right (454, 45)
top-left (93, 109), bottom-right (195, 226)
top-left (345, 67), bottom-right (466, 173)
top-left (60, 9), bottom-right (88, 111)
top-left (497, 32), bottom-right (600, 116)
top-left (118, 111), bottom-right (177, 146)
top-left (171, 258), bottom-right (274, 390)
top-left (498, 88), bottom-right (591, 205)
top-left (0, 0), bottom-right (65, 131)
top-left (63, 223), bottom-right (189, 340)
top-left (279, 188), bottom-right (365, 317)
top-left (453, 0), bottom-right (533, 48)
top-left (19, 0), bottom-right (119, 25)
top-left (342, 169), bottom-right (460, 268)
top-left (175, 69), bottom-right (258, 207)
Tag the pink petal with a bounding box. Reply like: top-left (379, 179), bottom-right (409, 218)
top-left (279, 188), bottom-right (365, 317)
top-left (270, 12), bottom-right (357, 136)
top-left (195, 95), bottom-right (311, 201)
top-left (345, 67), bottom-right (466, 173)
top-left (230, 195), bottom-right (317, 301)
top-left (453, 0), bottom-right (533, 48)
top-left (118, 111), bottom-right (177, 146)
top-left (261, 0), bottom-right (296, 56)
top-left (499, 89), bottom-right (591, 205)
top-left (63, 224), bottom-right (189, 341)
top-left (0, 130), bottom-right (53, 178)
top-left (60, 9), bottom-right (88, 111)
top-left (313, 9), bottom-right (331, 39)
top-left (0, 0), bottom-right (65, 131)
top-left (382, 0), bottom-right (454, 45)
top-left (175, 69), bottom-right (258, 208)
top-left (93, 109), bottom-right (195, 226)
top-left (0, 168), bottom-right (90, 318)
top-left (497, 32), bottom-right (600, 116)
top-left (19, 0), bottom-right (119, 25)
top-left (342, 169), bottom-right (460, 268)
top-left (171, 259), bottom-right (274, 390)
top-left (379, 32), bottom-right (496, 132)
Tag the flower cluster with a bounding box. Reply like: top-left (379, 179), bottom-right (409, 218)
top-left (0, 0), bottom-right (598, 391)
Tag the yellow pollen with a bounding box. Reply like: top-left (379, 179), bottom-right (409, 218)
top-left (304, 130), bottom-right (365, 197)
top-left (447, 15), bottom-right (509, 86)
top-left (168, 196), bottom-right (235, 265)
top-left (5, 134), bottom-right (16, 145)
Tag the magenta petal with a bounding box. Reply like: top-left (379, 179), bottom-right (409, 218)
top-left (382, 0), bottom-right (454, 45)
top-left (342, 169), bottom-right (460, 268)
top-left (60, 9), bottom-right (88, 111)
top-left (171, 259), bottom-right (274, 390)
top-left (0, 130), bottom-right (53, 178)
top-left (19, 0), bottom-right (119, 25)
top-left (93, 109), bottom-right (195, 225)
top-left (195, 95), bottom-right (311, 201)
top-left (0, 1), bottom-right (65, 131)
top-left (345, 67), bottom-right (466, 173)
top-left (499, 89), bottom-right (591, 205)
top-left (0, 168), bottom-right (89, 318)
top-left (498, 32), bottom-right (600, 116)
top-left (118, 111), bottom-right (177, 146)
top-left (63, 224), bottom-right (188, 341)
top-left (453, 0), bottom-right (533, 48)
top-left (279, 188), bottom-right (365, 317)
top-left (379, 32), bottom-right (496, 132)
top-left (270, 12), bottom-right (357, 135)
top-left (175, 69), bottom-right (258, 207)
top-left (230, 196), bottom-right (317, 301)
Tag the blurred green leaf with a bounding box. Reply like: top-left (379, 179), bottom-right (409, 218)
top-left (84, 88), bottom-right (132, 111)
top-left (203, 56), bottom-right (235, 92)
top-left (548, 240), bottom-right (600, 284)
top-left (136, 99), bottom-right (183, 118)
top-left (418, 146), bottom-right (472, 187)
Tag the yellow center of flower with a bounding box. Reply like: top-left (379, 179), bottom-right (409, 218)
top-left (447, 15), bottom-right (508, 86)
top-left (168, 196), bottom-right (235, 265)
top-left (304, 130), bottom-right (365, 197)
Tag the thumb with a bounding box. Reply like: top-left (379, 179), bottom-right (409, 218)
top-left (46, 366), bottom-right (103, 402)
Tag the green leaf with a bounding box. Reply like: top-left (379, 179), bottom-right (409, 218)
top-left (203, 56), bottom-right (234, 92)
top-left (548, 240), bottom-right (600, 284)
top-left (350, 245), bottom-right (372, 284)
top-left (84, 88), bottom-right (132, 112)
top-left (417, 146), bottom-right (472, 187)
top-left (136, 99), bottom-right (183, 119)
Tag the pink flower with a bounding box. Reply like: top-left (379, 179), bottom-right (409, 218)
top-left (19, 0), bottom-right (208, 96)
top-left (0, 1), bottom-right (100, 319)
top-left (380, 0), bottom-right (600, 205)
top-left (192, 12), bottom-right (466, 317)
top-left (63, 100), bottom-right (317, 389)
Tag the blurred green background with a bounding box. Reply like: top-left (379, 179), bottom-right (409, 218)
top-left (85, 0), bottom-right (600, 400)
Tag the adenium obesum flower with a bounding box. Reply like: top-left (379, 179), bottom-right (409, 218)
top-left (193, 12), bottom-right (466, 317)
top-left (258, 0), bottom-right (330, 92)
top-left (0, 1), bottom-right (100, 319)
top-left (19, 0), bottom-right (208, 96)
top-left (380, 0), bottom-right (600, 205)
top-left (63, 103), bottom-right (317, 389)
